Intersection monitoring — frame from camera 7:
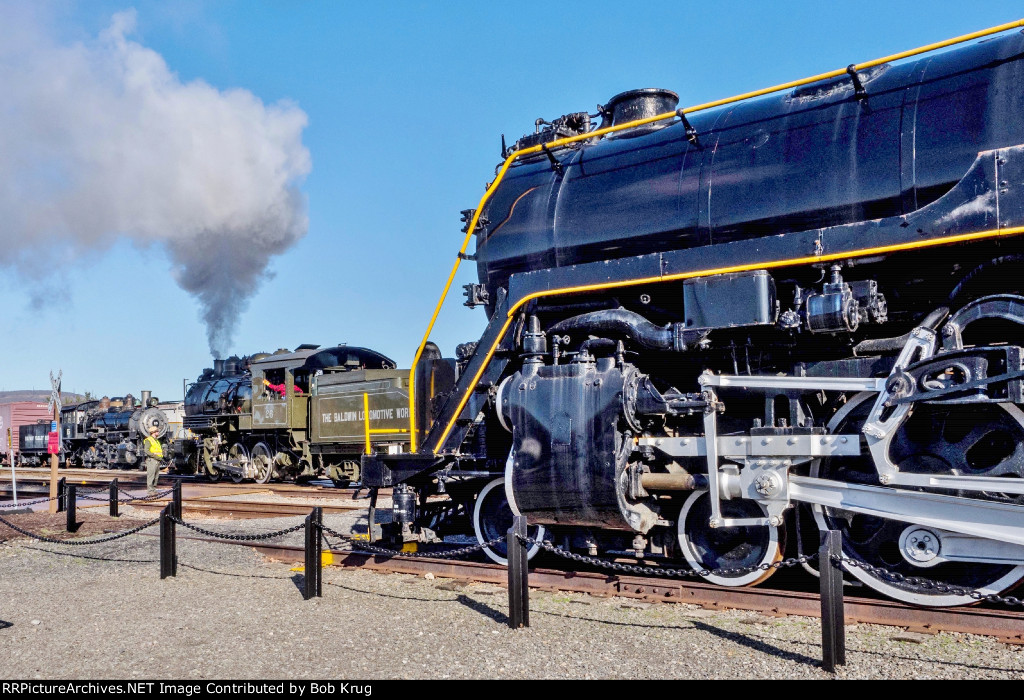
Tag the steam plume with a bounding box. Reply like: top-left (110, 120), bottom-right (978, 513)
top-left (0, 8), bottom-right (311, 357)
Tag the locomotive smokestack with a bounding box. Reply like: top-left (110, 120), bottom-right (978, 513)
top-left (603, 89), bottom-right (679, 132)
top-left (141, 390), bottom-right (152, 407)
top-left (213, 359), bottom-right (226, 378)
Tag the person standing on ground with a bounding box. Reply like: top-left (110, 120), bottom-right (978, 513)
top-left (143, 425), bottom-right (165, 494)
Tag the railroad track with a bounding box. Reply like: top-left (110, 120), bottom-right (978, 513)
top-left (121, 497), bottom-right (371, 518)
top-left (0, 468), bottom-right (382, 501)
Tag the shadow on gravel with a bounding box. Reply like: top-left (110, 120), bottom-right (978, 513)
top-left (527, 607), bottom-right (817, 666)
top-left (0, 619), bottom-right (11, 630)
top-left (177, 562), bottom-right (295, 581)
top-left (325, 579), bottom-right (452, 602)
top-left (455, 594), bottom-right (508, 625)
top-left (689, 620), bottom-right (821, 667)
top-left (19, 544), bottom-right (155, 565)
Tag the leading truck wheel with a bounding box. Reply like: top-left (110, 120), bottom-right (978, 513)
top-left (473, 477), bottom-right (545, 565)
top-left (677, 490), bottom-right (784, 587)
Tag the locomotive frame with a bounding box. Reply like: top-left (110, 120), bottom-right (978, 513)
top-left (362, 19), bottom-right (1024, 606)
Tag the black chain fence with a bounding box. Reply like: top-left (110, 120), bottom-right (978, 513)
top-left (0, 494), bottom-right (60, 509)
top-left (836, 555), bottom-right (1024, 606)
top-left (117, 486), bottom-right (175, 503)
top-left (320, 523), bottom-right (506, 559)
top-left (2, 487), bottom-right (1023, 609)
top-left (0, 513), bottom-right (160, 545)
top-left (167, 514), bottom-right (305, 542)
top-left (520, 534), bottom-right (817, 579)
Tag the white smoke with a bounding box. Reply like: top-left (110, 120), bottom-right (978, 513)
top-left (0, 7), bottom-right (311, 357)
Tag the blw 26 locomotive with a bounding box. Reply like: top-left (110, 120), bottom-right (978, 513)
top-left (176, 345), bottom-right (452, 485)
top-left (363, 22), bottom-right (1024, 606)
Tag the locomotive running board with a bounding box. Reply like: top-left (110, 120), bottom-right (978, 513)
top-left (789, 475), bottom-right (1024, 547)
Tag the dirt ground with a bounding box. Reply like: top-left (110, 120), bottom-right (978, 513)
top-left (0, 510), bottom-right (146, 544)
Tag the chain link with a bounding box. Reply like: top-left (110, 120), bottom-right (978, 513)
top-left (0, 513), bottom-right (159, 545)
top-left (117, 486), bottom-right (175, 503)
top-left (167, 514), bottom-right (305, 542)
top-left (78, 493), bottom-right (112, 502)
top-left (0, 495), bottom-right (59, 509)
top-left (320, 523), bottom-right (507, 559)
top-left (834, 554), bottom-right (1024, 606)
top-left (520, 535), bottom-right (817, 579)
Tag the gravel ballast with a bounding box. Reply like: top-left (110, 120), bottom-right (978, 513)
top-left (0, 512), bottom-right (1022, 680)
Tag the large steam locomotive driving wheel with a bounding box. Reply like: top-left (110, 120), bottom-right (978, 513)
top-left (677, 490), bottom-right (784, 587)
top-left (812, 393), bottom-right (1024, 606)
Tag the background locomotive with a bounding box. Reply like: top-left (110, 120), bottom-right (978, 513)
top-left (176, 344), bottom-right (452, 485)
top-left (363, 26), bottom-right (1024, 606)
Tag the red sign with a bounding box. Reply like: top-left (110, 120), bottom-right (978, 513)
top-left (46, 431), bottom-right (60, 454)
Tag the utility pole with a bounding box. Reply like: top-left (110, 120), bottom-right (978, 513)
top-left (48, 370), bottom-right (62, 514)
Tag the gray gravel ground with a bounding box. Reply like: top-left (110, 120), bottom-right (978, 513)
top-left (1, 512), bottom-right (1022, 680)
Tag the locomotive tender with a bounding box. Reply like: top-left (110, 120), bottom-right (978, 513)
top-left (364, 22), bottom-right (1024, 606)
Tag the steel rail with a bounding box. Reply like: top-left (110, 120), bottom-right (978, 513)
top-left (405, 17), bottom-right (1024, 451)
top-left (107, 497), bottom-right (369, 518)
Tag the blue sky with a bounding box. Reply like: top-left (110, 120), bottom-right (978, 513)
top-left (1, 0), bottom-right (1022, 400)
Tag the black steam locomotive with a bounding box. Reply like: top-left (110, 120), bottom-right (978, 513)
top-left (364, 25), bottom-right (1024, 606)
top-left (176, 345), bottom-right (445, 484)
top-left (16, 394), bottom-right (174, 468)
top-left (60, 393), bottom-right (172, 468)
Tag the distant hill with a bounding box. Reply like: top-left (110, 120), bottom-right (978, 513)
top-left (0, 390), bottom-right (87, 404)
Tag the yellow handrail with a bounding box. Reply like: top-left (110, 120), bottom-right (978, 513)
top-left (407, 17), bottom-right (1024, 452)
top-left (363, 392), bottom-right (406, 455)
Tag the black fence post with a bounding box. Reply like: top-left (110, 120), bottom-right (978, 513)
top-left (314, 507), bottom-right (323, 597)
top-left (56, 477), bottom-right (66, 513)
top-left (507, 515), bottom-right (530, 629)
top-left (172, 481), bottom-right (182, 520)
top-left (109, 478), bottom-right (119, 518)
top-left (65, 484), bottom-right (77, 533)
top-left (820, 529), bottom-right (846, 672)
top-left (303, 507), bottom-right (323, 600)
top-left (159, 506), bottom-right (176, 579)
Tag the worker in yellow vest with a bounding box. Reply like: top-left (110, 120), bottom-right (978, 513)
top-left (143, 425), bottom-right (165, 494)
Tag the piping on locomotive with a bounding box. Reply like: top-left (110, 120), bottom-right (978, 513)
top-left (174, 345), bottom-right (453, 485)
top-left (362, 20), bottom-right (1024, 607)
